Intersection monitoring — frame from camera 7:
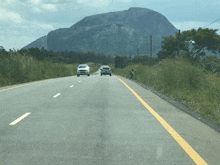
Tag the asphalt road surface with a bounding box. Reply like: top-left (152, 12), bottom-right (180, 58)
top-left (0, 67), bottom-right (220, 165)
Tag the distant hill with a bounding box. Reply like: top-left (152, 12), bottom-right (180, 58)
top-left (23, 7), bottom-right (178, 56)
top-left (23, 36), bottom-right (48, 50)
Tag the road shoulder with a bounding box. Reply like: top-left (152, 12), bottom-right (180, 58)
top-left (117, 75), bottom-right (220, 133)
top-left (114, 74), bottom-right (220, 165)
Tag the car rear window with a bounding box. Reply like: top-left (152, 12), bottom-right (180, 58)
top-left (78, 65), bottom-right (87, 68)
top-left (103, 68), bottom-right (109, 70)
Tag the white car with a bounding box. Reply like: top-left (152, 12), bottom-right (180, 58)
top-left (77, 64), bottom-right (90, 77)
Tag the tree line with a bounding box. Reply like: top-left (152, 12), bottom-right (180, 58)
top-left (114, 28), bottom-right (220, 73)
top-left (16, 47), bottom-right (115, 65)
top-left (1, 28), bottom-right (220, 73)
top-left (114, 55), bottom-right (158, 68)
top-left (157, 28), bottom-right (220, 62)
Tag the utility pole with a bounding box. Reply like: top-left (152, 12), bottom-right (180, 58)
top-left (150, 35), bottom-right (152, 57)
top-left (150, 35), bottom-right (152, 66)
top-left (177, 29), bottom-right (180, 56)
top-left (117, 25), bottom-right (120, 56)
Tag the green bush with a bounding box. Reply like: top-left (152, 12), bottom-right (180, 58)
top-left (112, 57), bottom-right (220, 123)
top-left (0, 51), bottom-right (99, 87)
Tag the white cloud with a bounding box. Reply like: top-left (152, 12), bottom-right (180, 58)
top-left (0, 19), bottom-right (54, 50)
top-left (0, 9), bottom-right (24, 23)
top-left (41, 4), bottom-right (58, 11)
top-left (20, 20), bottom-right (54, 30)
top-left (120, 0), bottom-right (132, 2)
top-left (28, 0), bottom-right (42, 4)
top-left (33, 21), bottom-right (54, 30)
top-left (1, 0), bottom-right (18, 5)
top-left (32, 7), bottom-right (42, 13)
top-left (77, 0), bottom-right (132, 7)
top-left (25, 0), bottom-right (59, 12)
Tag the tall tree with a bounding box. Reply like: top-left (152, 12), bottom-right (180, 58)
top-left (157, 28), bottom-right (220, 61)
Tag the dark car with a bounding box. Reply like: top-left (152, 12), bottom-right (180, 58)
top-left (100, 66), bottom-right (112, 76)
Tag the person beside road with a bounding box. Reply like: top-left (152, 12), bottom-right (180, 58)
top-left (129, 69), bottom-right (134, 79)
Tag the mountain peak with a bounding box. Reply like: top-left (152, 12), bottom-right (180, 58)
top-left (128, 7), bottom-right (151, 11)
top-left (23, 8), bottom-right (178, 56)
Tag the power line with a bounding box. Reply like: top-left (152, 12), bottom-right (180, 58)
top-left (202, 17), bottom-right (220, 28)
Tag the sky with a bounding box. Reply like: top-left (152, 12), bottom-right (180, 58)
top-left (0, 0), bottom-right (220, 50)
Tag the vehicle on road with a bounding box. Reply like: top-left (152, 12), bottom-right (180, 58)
top-left (77, 64), bottom-right (90, 77)
top-left (100, 66), bottom-right (112, 76)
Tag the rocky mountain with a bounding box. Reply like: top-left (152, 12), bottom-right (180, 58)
top-left (23, 7), bottom-right (178, 56)
top-left (24, 36), bottom-right (48, 50)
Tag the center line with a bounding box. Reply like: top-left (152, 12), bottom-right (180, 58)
top-left (9, 113), bottom-right (31, 125)
top-left (53, 93), bottom-right (61, 98)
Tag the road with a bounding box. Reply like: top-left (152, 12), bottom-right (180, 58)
top-left (0, 67), bottom-right (220, 165)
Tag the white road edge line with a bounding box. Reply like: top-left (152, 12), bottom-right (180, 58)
top-left (53, 93), bottom-right (61, 98)
top-left (9, 113), bottom-right (31, 125)
top-left (70, 85), bottom-right (74, 88)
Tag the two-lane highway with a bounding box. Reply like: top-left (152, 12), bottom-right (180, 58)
top-left (0, 67), bottom-right (220, 164)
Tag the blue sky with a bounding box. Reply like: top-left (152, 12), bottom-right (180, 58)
top-left (1, 0), bottom-right (220, 50)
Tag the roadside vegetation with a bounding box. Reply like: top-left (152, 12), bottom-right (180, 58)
top-left (0, 49), bottom-right (102, 87)
top-left (112, 28), bottom-right (220, 124)
top-left (111, 57), bottom-right (220, 123)
top-left (1, 27), bottom-right (219, 124)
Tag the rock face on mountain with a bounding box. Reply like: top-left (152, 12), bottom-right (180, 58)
top-left (24, 35), bottom-right (48, 50)
top-left (23, 7), bottom-right (178, 56)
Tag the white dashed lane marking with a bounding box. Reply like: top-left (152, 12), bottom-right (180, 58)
top-left (53, 93), bottom-right (61, 98)
top-left (70, 85), bottom-right (74, 88)
top-left (9, 113), bottom-right (31, 125)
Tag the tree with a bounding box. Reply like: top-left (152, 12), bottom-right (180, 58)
top-left (115, 56), bottom-right (129, 68)
top-left (157, 34), bottom-right (179, 60)
top-left (201, 56), bottom-right (220, 73)
top-left (157, 28), bottom-right (220, 62)
top-left (28, 47), bottom-right (45, 61)
top-left (182, 28), bottom-right (220, 61)
top-left (18, 49), bottom-right (29, 56)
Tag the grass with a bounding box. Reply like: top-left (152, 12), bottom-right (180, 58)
top-left (111, 57), bottom-right (220, 124)
top-left (0, 52), bottom-right (100, 87)
top-left (1, 51), bottom-right (219, 123)
top-left (87, 62), bottom-right (102, 74)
